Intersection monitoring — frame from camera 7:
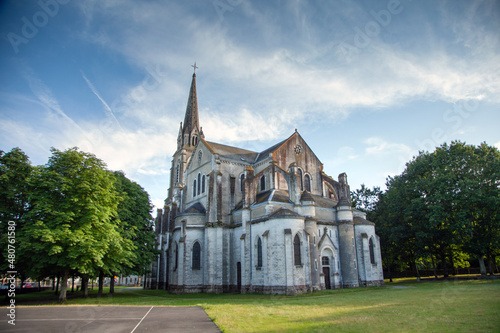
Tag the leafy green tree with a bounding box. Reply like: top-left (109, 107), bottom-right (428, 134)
top-left (21, 148), bottom-right (125, 302)
top-left (351, 184), bottom-right (381, 221)
top-left (375, 141), bottom-right (500, 277)
top-left (453, 143), bottom-right (500, 274)
top-left (112, 171), bottom-right (157, 277)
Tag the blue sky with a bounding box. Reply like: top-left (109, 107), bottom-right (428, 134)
top-left (1, 0), bottom-right (499, 210)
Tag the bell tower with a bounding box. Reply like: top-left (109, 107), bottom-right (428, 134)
top-left (168, 65), bottom-right (204, 202)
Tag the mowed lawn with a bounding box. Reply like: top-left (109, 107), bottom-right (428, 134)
top-left (14, 279), bottom-right (500, 332)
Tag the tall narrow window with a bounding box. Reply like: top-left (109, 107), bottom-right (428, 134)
top-left (260, 175), bottom-right (266, 191)
top-left (192, 242), bottom-right (201, 269)
top-left (240, 174), bottom-right (245, 192)
top-left (202, 175), bottom-right (206, 193)
top-left (369, 238), bottom-right (375, 264)
top-left (257, 238), bottom-right (263, 268)
top-left (294, 234), bottom-right (302, 265)
top-left (174, 242), bottom-right (178, 270)
top-left (304, 174), bottom-right (311, 192)
top-left (230, 176), bottom-right (236, 208)
top-left (193, 179), bottom-right (197, 197)
top-left (175, 163), bottom-right (180, 183)
top-left (197, 173), bottom-right (201, 195)
top-left (298, 169), bottom-right (303, 190)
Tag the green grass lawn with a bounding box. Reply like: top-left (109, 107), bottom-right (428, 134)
top-left (12, 279), bottom-right (500, 332)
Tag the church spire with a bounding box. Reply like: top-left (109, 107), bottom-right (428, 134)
top-left (180, 66), bottom-right (201, 148)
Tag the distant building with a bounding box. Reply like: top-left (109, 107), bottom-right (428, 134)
top-left (149, 73), bottom-right (383, 294)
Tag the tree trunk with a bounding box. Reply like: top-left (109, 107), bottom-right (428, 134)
top-left (52, 276), bottom-right (55, 290)
top-left (110, 273), bottom-right (115, 294)
top-left (478, 256), bottom-right (487, 275)
top-left (488, 255), bottom-right (494, 275)
top-left (55, 275), bottom-right (60, 294)
top-left (431, 255), bottom-right (438, 279)
top-left (98, 270), bottom-right (104, 296)
top-left (81, 275), bottom-right (89, 298)
top-left (442, 253), bottom-right (449, 278)
top-left (71, 275), bottom-right (75, 293)
top-left (59, 271), bottom-right (69, 303)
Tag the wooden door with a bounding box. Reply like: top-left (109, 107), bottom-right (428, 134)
top-left (323, 267), bottom-right (331, 289)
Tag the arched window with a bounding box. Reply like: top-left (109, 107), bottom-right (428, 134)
top-left (257, 238), bottom-right (263, 268)
top-left (174, 242), bottom-right (178, 270)
top-left (197, 173), bottom-right (201, 195)
top-left (369, 238), bottom-right (376, 265)
top-left (192, 242), bottom-right (201, 269)
top-left (293, 234), bottom-right (302, 265)
top-left (298, 169), bottom-right (303, 190)
top-left (304, 174), bottom-right (311, 192)
top-left (202, 175), bottom-right (206, 193)
top-left (193, 179), bottom-right (197, 197)
top-left (240, 174), bottom-right (245, 192)
top-left (260, 175), bottom-right (266, 191)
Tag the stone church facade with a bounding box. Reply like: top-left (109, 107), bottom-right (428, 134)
top-left (150, 73), bottom-right (383, 294)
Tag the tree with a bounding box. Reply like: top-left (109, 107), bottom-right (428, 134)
top-left (21, 147), bottom-right (125, 302)
top-left (375, 141), bottom-right (500, 277)
top-left (351, 184), bottom-right (381, 221)
top-left (112, 171), bottom-right (157, 277)
top-left (97, 171), bottom-right (157, 295)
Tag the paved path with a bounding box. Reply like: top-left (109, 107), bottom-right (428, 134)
top-left (0, 305), bottom-right (221, 332)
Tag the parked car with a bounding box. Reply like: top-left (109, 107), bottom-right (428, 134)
top-left (0, 284), bottom-right (9, 290)
top-left (22, 283), bottom-right (33, 288)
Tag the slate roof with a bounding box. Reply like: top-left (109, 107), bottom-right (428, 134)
top-left (205, 141), bottom-right (258, 163)
top-left (253, 137), bottom-right (289, 163)
top-left (183, 202), bottom-right (206, 214)
top-left (233, 189), bottom-right (292, 211)
top-left (300, 191), bottom-right (338, 208)
top-left (353, 216), bottom-right (375, 226)
top-left (269, 207), bottom-right (303, 219)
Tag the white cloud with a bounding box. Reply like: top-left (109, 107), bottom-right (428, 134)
top-left (200, 107), bottom-right (299, 144)
top-left (364, 137), bottom-right (412, 156)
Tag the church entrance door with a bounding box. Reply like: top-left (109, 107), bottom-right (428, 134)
top-left (323, 267), bottom-right (331, 289)
top-left (237, 262), bottom-right (242, 292)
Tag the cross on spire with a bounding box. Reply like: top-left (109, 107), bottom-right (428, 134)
top-left (192, 62), bottom-right (198, 74)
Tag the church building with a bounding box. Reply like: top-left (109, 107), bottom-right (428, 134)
top-left (150, 72), bottom-right (384, 294)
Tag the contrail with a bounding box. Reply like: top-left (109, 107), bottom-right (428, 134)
top-left (81, 71), bottom-right (123, 131)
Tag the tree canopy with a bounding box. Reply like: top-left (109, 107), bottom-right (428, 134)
top-left (1, 147), bottom-right (157, 302)
top-left (352, 141), bottom-right (500, 278)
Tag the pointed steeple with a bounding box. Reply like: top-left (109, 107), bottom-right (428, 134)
top-left (181, 72), bottom-right (200, 148)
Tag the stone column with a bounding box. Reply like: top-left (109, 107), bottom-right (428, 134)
top-left (337, 203), bottom-right (359, 288)
top-left (284, 229), bottom-right (294, 294)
